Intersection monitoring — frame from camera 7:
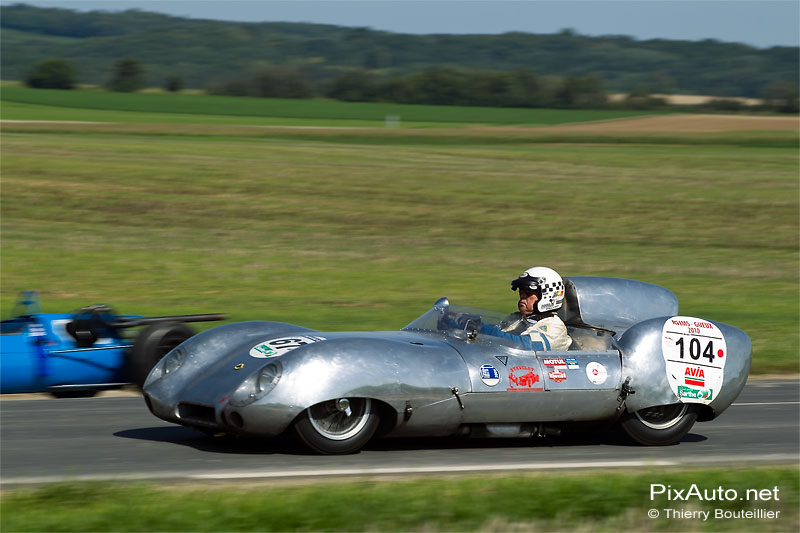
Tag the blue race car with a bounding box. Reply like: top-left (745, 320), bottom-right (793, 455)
top-left (0, 291), bottom-right (225, 397)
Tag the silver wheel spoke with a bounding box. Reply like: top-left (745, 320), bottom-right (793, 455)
top-left (308, 398), bottom-right (371, 440)
top-left (634, 404), bottom-right (688, 430)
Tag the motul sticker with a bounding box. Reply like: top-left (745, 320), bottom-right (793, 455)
top-left (250, 335), bottom-right (326, 358)
top-left (662, 317), bottom-right (726, 405)
top-left (541, 358), bottom-right (566, 366)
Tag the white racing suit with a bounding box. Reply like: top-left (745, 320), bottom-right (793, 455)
top-left (488, 312), bottom-right (572, 351)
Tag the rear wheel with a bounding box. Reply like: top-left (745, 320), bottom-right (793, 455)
top-left (619, 403), bottom-right (698, 445)
top-left (129, 322), bottom-right (194, 388)
top-left (293, 398), bottom-right (379, 454)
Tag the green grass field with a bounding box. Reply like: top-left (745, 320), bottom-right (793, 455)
top-left (2, 468), bottom-right (797, 532)
top-left (1, 86), bottom-right (655, 126)
top-left (1, 89), bottom-right (798, 376)
top-left (1, 88), bottom-right (798, 531)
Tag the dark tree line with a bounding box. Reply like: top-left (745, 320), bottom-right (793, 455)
top-left (23, 56), bottom-right (799, 113)
top-left (7, 3), bottom-right (798, 111)
top-left (25, 58), bottom-right (77, 89)
top-left (324, 68), bottom-right (606, 108)
top-left (25, 57), bottom-right (148, 93)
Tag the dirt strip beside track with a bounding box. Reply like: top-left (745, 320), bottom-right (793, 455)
top-left (538, 113), bottom-right (799, 133)
top-left (3, 114), bottom-right (798, 135)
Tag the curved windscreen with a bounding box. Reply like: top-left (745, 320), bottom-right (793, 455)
top-left (403, 303), bottom-right (507, 333)
top-left (403, 302), bottom-right (539, 351)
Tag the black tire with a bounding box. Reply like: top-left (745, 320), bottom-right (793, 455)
top-left (129, 322), bottom-right (194, 388)
top-left (293, 398), bottom-right (379, 454)
top-left (619, 403), bottom-right (698, 446)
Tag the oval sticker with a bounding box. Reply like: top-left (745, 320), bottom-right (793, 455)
top-left (586, 362), bottom-right (608, 385)
top-left (250, 335), bottom-right (326, 358)
top-left (479, 364), bottom-right (500, 386)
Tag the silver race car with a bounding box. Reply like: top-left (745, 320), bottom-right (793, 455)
top-left (143, 276), bottom-right (752, 454)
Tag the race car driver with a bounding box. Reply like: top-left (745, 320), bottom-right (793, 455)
top-left (481, 266), bottom-right (573, 351)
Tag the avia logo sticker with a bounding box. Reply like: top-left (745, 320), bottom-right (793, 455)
top-left (250, 335), bottom-right (326, 358)
top-left (507, 366), bottom-right (543, 391)
top-left (684, 366), bottom-right (705, 387)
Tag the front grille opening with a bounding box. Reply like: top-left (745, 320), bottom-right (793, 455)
top-left (177, 402), bottom-right (217, 427)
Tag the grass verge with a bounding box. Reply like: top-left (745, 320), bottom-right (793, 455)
top-left (1, 468), bottom-right (797, 532)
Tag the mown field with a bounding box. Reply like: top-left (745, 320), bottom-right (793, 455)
top-left (1, 86), bottom-right (654, 126)
top-left (2, 468), bottom-right (797, 532)
top-left (1, 90), bottom-right (797, 373)
top-left (1, 89), bottom-right (798, 531)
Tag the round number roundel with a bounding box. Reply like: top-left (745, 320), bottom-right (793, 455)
top-left (586, 362), bottom-right (608, 385)
top-left (662, 317), bottom-right (727, 405)
top-left (250, 335), bottom-right (326, 358)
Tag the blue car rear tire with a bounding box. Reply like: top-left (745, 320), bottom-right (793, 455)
top-left (130, 322), bottom-right (194, 388)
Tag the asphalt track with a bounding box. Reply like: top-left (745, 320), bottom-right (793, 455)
top-left (1, 379), bottom-right (797, 487)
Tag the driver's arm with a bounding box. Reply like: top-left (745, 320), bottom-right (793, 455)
top-left (479, 324), bottom-right (548, 351)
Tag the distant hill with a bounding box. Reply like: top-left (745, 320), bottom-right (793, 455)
top-left (1, 3), bottom-right (797, 98)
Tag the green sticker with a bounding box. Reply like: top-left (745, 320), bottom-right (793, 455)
top-left (677, 385), bottom-right (713, 401)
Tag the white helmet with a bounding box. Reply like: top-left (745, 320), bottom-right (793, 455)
top-left (510, 266), bottom-right (565, 313)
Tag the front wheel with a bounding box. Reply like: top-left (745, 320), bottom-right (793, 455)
top-left (293, 398), bottom-right (379, 454)
top-left (619, 403), bottom-right (698, 445)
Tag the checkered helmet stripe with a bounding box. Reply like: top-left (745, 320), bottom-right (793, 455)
top-left (542, 281), bottom-right (564, 293)
top-left (513, 267), bottom-right (565, 312)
